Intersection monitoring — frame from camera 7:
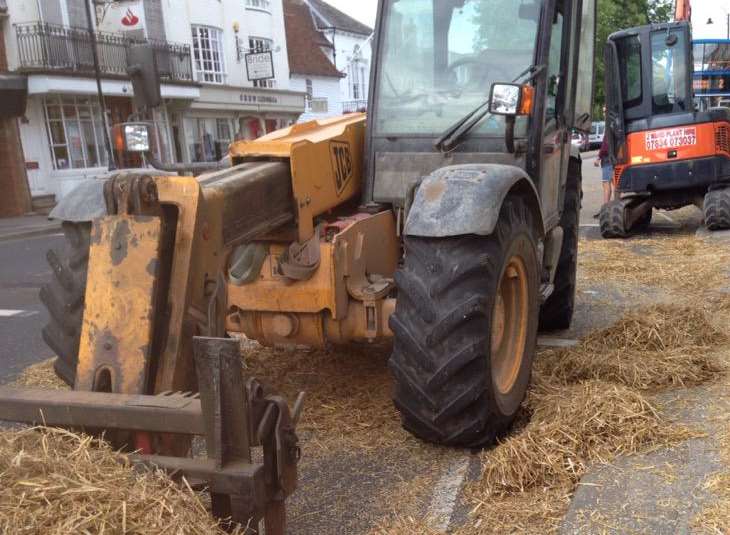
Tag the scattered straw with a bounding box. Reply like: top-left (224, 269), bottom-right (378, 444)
top-left (475, 379), bottom-right (694, 496)
top-left (10, 358), bottom-right (67, 390)
top-left (241, 341), bottom-right (407, 454)
top-left (537, 305), bottom-right (727, 391)
top-left (367, 516), bottom-right (444, 535)
top-left (0, 427), bottom-right (241, 534)
top-left (578, 234), bottom-right (730, 297)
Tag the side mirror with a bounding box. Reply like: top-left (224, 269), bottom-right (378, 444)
top-left (489, 83), bottom-right (534, 116)
top-left (112, 122), bottom-right (153, 153)
top-left (126, 44), bottom-right (162, 109)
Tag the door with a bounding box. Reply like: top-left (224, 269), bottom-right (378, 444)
top-left (108, 97), bottom-right (141, 168)
top-left (539, 0), bottom-right (571, 227)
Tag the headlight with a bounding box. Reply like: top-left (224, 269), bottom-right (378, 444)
top-left (124, 124), bottom-right (151, 152)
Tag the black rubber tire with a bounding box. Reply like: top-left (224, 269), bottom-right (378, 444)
top-left (539, 159), bottom-right (581, 331)
top-left (704, 188), bottom-right (730, 231)
top-left (599, 199), bottom-right (628, 239)
top-left (388, 196), bottom-right (540, 447)
top-left (39, 221), bottom-right (91, 386)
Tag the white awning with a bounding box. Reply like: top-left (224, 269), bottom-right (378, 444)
top-left (26, 75), bottom-right (200, 100)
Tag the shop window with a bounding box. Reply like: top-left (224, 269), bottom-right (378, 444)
top-left (44, 96), bottom-right (109, 170)
top-left (192, 25), bottom-right (226, 84)
top-left (187, 117), bottom-right (235, 162)
top-left (240, 117), bottom-right (263, 140)
top-left (265, 119), bottom-right (278, 133)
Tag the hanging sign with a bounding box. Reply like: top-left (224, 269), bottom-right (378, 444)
top-left (97, 1), bottom-right (146, 34)
top-left (246, 51), bottom-right (275, 81)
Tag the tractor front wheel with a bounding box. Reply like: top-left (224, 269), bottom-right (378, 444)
top-left (39, 221), bottom-right (90, 385)
top-left (388, 196), bottom-right (539, 447)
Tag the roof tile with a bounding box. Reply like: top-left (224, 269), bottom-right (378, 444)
top-left (284, 0), bottom-right (345, 78)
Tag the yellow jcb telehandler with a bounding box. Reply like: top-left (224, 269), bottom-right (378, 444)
top-left (0, 0), bottom-right (596, 530)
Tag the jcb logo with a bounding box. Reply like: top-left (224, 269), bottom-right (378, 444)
top-left (331, 141), bottom-right (353, 195)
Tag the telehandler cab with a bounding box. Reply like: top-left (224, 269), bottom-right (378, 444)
top-left (0, 0), bottom-right (596, 529)
top-left (600, 20), bottom-right (730, 238)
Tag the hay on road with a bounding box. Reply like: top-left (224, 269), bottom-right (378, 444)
top-left (475, 378), bottom-right (694, 496)
top-left (0, 427), bottom-right (240, 535)
top-left (10, 358), bottom-right (67, 390)
top-left (537, 305), bottom-right (727, 391)
top-left (579, 234), bottom-right (730, 296)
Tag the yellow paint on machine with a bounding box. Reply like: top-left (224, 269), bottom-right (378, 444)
top-left (75, 215), bottom-right (162, 394)
top-left (229, 113), bottom-right (366, 242)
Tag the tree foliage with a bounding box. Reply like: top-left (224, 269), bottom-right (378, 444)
top-left (593, 0), bottom-right (673, 117)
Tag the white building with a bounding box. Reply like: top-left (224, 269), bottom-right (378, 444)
top-left (303, 0), bottom-right (372, 114)
top-left (2, 0), bottom-right (306, 204)
top-left (284, 0), bottom-right (343, 122)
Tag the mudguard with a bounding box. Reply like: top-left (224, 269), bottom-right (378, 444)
top-left (49, 180), bottom-right (107, 222)
top-left (49, 170), bottom-right (177, 222)
top-left (404, 164), bottom-right (545, 237)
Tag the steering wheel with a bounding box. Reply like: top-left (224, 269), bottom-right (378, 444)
top-left (446, 57), bottom-right (515, 93)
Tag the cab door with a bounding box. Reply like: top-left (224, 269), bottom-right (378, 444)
top-left (539, 0), bottom-right (571, 227)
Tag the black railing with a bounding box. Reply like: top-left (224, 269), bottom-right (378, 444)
top-left (15, 22), bottom-right (193, 83)
top-left (342, 99), bottom-right (367, 113)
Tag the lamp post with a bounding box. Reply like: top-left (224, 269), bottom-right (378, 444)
top-left (85, 0), bottom-right (117, 171)
top-left (706, 10), bottom-right (730, 40)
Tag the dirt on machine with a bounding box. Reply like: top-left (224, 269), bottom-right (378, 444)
top-left (600, 20), bottom-right (730, 238)
top-left (0, 0), bottom-right (597, 530)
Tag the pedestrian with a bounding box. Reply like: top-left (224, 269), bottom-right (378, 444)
top-left (593, 131), bottom-right (613, 218)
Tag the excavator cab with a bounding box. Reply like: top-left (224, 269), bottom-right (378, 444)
top-left (601, 21), bottom-right (730, 237)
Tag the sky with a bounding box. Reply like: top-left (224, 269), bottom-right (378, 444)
top-left (324, 0), bottom-right (378, 28)
top-left (691, 0), bottom-right (730, 40)
top-left (329, 0), bottom-right (730, 39)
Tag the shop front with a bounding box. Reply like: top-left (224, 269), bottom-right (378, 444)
top-left (178, 85), bottom-right (305, 163)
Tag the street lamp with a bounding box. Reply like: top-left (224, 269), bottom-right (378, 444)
top-left (706, 10), bottom-right (730, 40)
top-left (85, 0), bottom-right (116, 170)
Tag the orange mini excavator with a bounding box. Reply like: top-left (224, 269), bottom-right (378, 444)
top-left (600, 20), bottom-right (730, 237)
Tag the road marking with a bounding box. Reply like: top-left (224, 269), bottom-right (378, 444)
top-left (580, 223), bottom-right (600, 228)
top-left (0, 309), bottom-right (38, 318)
top-left (427, 456), bottom-right (470, 532)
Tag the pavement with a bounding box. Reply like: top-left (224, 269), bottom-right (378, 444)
top-left (0, 214), bottom-right (61, 243)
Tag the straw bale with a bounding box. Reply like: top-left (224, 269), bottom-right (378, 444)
top-left (0, 427), bottom-right (241, 534)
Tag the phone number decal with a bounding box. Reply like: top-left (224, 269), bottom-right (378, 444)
top-left (645, 127), bottom-right (697, 151)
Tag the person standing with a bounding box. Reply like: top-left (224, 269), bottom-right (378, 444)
top-left (593, 133), bottom-right (613, 217)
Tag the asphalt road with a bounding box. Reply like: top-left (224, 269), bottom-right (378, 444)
top-left (0, 233), bottom-right (64, 382)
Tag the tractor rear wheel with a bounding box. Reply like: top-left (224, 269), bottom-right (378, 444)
top-left (388, 196), bottom-right (539, 447)
top-left (599, 199), bottom-right (628, 239)
top-left (39, 221), bottom-right (90, 385)
top-left (704, 188), bottom-right (730, 231)
top-left (539, 159), bottom-right (581, 331)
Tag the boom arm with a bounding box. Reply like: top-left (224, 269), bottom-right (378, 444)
top-left (674, 0), bottom-right (691, 22)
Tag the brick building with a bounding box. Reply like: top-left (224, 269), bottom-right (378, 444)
top-left (0, 0), bottom-right (31, 217)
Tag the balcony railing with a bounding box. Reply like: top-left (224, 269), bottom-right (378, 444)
top-left (342, 100), bottom-right (367, 113)
top-left (15, 22), bottom-right (194, 83)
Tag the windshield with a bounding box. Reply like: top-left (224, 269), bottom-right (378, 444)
top-left (651, 30), bottom-right (689, 114)
top-left (373, 0), bottom-right (541, 136)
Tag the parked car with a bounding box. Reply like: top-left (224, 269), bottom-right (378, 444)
top-left (588, 121), bottom-right (605, 150)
